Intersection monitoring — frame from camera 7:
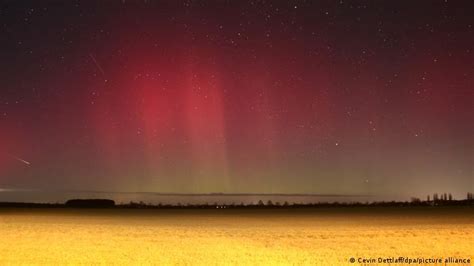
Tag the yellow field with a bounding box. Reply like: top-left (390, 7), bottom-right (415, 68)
top-left (0, 207), bottom-right (473, 265)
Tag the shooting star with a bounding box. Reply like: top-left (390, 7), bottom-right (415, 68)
top-left (89, 53), bottom-right (106, 76)
top-left (7, 153), bottom-right (31, 166)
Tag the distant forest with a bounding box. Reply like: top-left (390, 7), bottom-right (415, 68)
top-left (0, 192), bottom-right (473, 209)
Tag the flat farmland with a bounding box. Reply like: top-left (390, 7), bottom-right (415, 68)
top-left (0, 207), bottom-right (472, 265)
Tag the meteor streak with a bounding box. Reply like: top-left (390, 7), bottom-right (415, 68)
top-left (7, 153), bottom-right (31, 166)
top-left (89, 53), bottom-right (105, 76)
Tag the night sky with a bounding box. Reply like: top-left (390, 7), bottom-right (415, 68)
top-left (0, 0), bottom-right (472, 199)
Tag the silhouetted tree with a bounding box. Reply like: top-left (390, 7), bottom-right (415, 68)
top-left (410, 197), bottom-right (421, 203)
top-left (427, 195), bottom-right (430, 202)
top-left (283, 201), bottom-right (289, 206)
top-left (448, 193), bottom-right (453, 201)
top-left (267, 200), bottom-right (274, 206)
top-left (257, 200), bottom-right (264, 206)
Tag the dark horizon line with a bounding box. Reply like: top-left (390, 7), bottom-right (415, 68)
top-left (1, 198), bottom-right (473, 209)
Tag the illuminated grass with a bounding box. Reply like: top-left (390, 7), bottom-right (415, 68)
top-left (0, 208), bottom-right (472, 265)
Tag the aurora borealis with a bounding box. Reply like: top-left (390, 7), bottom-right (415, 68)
top-left (0, 1), bottom-right (472, 200)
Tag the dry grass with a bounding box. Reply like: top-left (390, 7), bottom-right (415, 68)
top-left (0, 207), bottom-right (473, 265)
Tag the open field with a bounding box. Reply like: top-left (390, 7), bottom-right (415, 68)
top-left (0, 207), bottom-right (473, 265)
